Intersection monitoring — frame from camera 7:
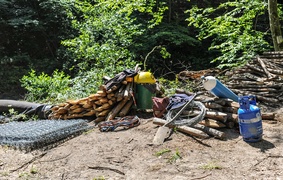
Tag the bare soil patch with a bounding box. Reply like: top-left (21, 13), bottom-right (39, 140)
top-left (0, 110), bottom-right (283, 180)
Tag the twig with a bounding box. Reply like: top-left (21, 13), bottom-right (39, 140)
top-left (190, 172), bottom-right (212, 180)
top-left (88, 166), bottom-right (125, 175)
top-left (9, 152), bottom-right (47, 172)
top-left (143, 45), bottom-right (161, 71)
top-left (39, 152), bottom-right (72, 162)
top-left (253, 155), bottom-right (283, 168)
top-left (127, 138), bottom-right (134, 143)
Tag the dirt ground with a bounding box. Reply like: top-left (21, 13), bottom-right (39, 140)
top-left (0, 108), bottom-right (283, 180)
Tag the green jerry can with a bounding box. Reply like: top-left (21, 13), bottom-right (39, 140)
top-left (134, 72), bottom-right (156, 110)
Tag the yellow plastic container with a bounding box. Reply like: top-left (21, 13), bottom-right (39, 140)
top-left (134, 72), bottom-right (156, 84)
top-left (134, 71), bottom-right (156, 110)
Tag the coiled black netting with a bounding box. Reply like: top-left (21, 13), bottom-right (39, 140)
top-left (0, 119), bottom-right (92, 151)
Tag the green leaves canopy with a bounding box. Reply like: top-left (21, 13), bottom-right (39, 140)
top-left (62, 0), bottom-right (167, 73)
top-left (187, 0), bottom-right (271, 68)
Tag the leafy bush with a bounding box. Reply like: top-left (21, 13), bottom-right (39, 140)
top-left (20, 64), bottom-right (139, 103)
top-left (21, 70), bottom-right (71, 103)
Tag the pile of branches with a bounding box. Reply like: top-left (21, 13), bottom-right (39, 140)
top-left (49, 78), bottom-right (134, 124)
top-left (153, 90), bottom-right (276, 140)
top-left (226, 52), bottom-right (283, 107)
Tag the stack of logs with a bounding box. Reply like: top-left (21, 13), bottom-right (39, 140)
top-left (226, 52), bottom-right (283, 107)
top-left (49, 78), bottom-right (135, 123)
top-left (153, 93), bottom-right (277, 140)
top-left (198, 96), bottom-right (276, 127)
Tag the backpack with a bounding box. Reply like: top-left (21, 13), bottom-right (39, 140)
top-left (152, 97), bottom-right (170, 118)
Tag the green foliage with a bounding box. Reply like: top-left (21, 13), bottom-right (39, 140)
top-left (155, 149), bottom-right (171, 156)
top-left (158, 77), bottom-right (194, 96)
top-left (66, 68), bottom-right (105, 99)
top-left (0, 0), bottom-right (75, 97)
top-left (93, 176), bottom-right (105, 180)
top-left (2, 108), bottom-right (25, 121)
top-left (21, 70), bottom-right (71, 103)
top-left (199, 161), bottom-right (222, 170)
top-left (0, 0), bottom-right (72, 67)
top-left (20, 65), bottom-right (134, 102)
top-left (61, 0), bottom-right (167, 73)
top-left (168, 149), bottom-right (182, 163)
top-left (186, 0), bottom-right (271, 68)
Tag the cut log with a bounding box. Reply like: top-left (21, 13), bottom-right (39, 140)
top-left (199, 119), bottom-right (226, 128)
top-left (243, 73), bottom-right (267, 82)
top-left (94, 101), bottom-right (102, 105)
top-left (221, 107), bottom-right (238, 114)
top-left (261, 112), bottom-right (276, 120)
top-left (94, 117), bottom-right (106, 124)
top-left (83, 110), bottom-right (96, 116)
top-left (95, 106), bottom-right (105, 112)
top-left (267, 68), bottom-right (283, 75)
top-left (117, 85), bottom-right (126, 102)
top-left (203, 102), bottom-right (223, 109)
top-left (97, 90), bottom-right (107, 97)
top-left (66, 99), bottom-right (80, 105)
top-left (101, 103), bottom-right (111, 110)
top-left (153, 118), bottom-right (209, 139)
top-left (213, 98), bottom-right (239, 108)
top-left (123, 82), bottom-right (131, 100)
top-left (182, 110), bottom-right (228, 122)
top-left (233, 90), bottom-right (276, 97)
top-left (246, 63), bottom-right (265, 74)
top-left (78, 97), bottom-right (89, 104)
top-left (175, 89), bottom-right (194, 96)
top-left (110, 97), bottom-right (117, 103)
top-left (108, 100), bottom-right (114, 106)
top-left (255, 95), bottom-right (279, 103)
top-left (82, 103), bottom-right (93, 109)
top-left (229, 83), bottom-right (281, 89)
top-left (119, 99), bottom-right (133, 117)
top-left (97, 109), bottom-right (111, 117)
top-left (51, 105), bottom-right (59, 111)
top-left (106, 98), bottom-right (129, 120)
top-left (240, 87), bottom-right (278, 92)
top-left (257, 57), bottom-right (277, 79)
top-left (88, 94), bottom-right (100, 101)
top-left (226, 113), bottom-right (238, 123)
top-left (106, 84), bottom-right (121, 93)
top-left (99, 98), bottom-right (108, 104)
top-left (99, 85), bottom-right (107, 91)
top-left (193, 124), bottom-right (226, 139)
top-left (107, 93), bottom-right (115, 99)
top-left (56, 107), bottom-right (68, 115)
top-left (69, 107), bottom-right (84, 114)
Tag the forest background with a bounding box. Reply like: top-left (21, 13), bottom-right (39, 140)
top-left (0, 0), bottom-right (282, 103)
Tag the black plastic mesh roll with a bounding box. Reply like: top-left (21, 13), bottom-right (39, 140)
top-left (0, 119), bottom-right (92, 151)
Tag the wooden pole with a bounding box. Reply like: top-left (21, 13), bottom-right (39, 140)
top-left (153, 118), bottom-right (210, 139)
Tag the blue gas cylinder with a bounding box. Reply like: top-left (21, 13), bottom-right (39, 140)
top-left (238, 96), bottom-right (263, 142)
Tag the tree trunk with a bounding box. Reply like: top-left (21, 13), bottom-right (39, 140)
top-left (268, 0), bottom-right (283, 51)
